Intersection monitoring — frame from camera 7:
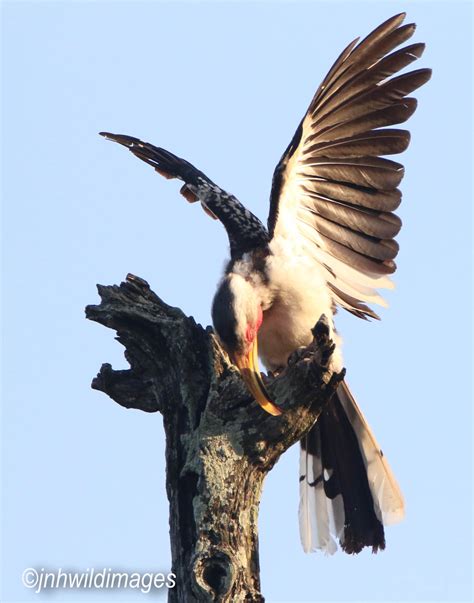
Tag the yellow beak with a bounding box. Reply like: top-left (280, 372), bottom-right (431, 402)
top-left (234, 337), bottom-right (282, 416)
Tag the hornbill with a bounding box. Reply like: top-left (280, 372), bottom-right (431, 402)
top-left (100, 13), bottom-right (431, 554)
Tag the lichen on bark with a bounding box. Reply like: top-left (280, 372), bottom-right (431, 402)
top-left (86, 273), bottom-right (344, 602)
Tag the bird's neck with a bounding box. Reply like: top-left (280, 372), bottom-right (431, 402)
top-left (227, 250), bottom-right (273, 311)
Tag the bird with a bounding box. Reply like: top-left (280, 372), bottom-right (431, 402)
top-left (100, 13), bottom-right (431, 555)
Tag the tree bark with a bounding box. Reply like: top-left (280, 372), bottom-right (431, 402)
top-left (86, 273), bottom-right (344, 602)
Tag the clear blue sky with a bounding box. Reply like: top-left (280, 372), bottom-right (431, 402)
top-left (1, 2), bottom-right (472, 602)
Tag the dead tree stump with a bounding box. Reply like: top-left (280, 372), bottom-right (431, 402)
top-left (86, 273), bottom-right (344, 602)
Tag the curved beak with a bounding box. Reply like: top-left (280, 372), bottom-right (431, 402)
top-left (234, 338), bottom-right (282, 416)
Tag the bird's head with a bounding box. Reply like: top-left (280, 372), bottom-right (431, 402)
top-left (211, 273), bottom-right (281, 416)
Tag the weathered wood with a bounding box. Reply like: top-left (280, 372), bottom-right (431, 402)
top-left (86, 273), bottom-right (344, 602)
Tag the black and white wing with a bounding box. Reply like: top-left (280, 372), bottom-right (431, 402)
top-left (100, 133), bottom-right (269, 260)
top-left (268, 13), bottom-right (431, 319)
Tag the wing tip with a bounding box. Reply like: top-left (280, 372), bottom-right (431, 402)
top-left (99, 131), bottom-right (140, 148)
top-left (99, 131), bottom-right (120, 143)
top-left (389, 12), bottom-right (407, 29)
top-left (393, 11), bottom-right (407, 20)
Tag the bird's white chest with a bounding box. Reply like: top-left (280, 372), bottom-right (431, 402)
top-left (257, 242), bottom-right (342, 372)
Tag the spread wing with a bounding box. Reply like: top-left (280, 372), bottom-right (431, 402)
top-left (267, 13), bottom-right (431, 319)
top-left (99, 133), bottom-right (269, 259)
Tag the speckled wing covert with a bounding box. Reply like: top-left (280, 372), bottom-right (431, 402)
top-left (99, 133), bottom-right (269, 260)
top-left (267, 13), bottom-right (431, 320)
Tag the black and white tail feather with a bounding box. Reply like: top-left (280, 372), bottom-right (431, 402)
top-left (100, 12), bottom-right (430, 555)
top-left (300, 381), bottom-right (403, 554)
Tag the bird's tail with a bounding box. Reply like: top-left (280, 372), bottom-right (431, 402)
top-left (299, 379), bottom-right (404, 554)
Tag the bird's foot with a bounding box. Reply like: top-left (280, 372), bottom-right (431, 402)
top-left (287, 347), bottom-right (308, 368)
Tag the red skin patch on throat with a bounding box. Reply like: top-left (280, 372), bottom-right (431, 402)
top-left (256, 306), bottom-right (263, 330)
top-left (245, 307), bottom-right (263, 343)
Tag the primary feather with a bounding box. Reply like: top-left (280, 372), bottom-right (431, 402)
top-left (268, 12), bottom-right (431, 319)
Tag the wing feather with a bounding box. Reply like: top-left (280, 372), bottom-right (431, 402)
top-left (313, 69), bottom-right (431, 132)
top-left (300, 191), bottom-right (402, 238)
top-left (299, 157), bottom-right (405, 191)
top-left (301, 180), bottom-right (402, 212)
top-left (313, 42), bottom-right (424, 118)
top-left (268, 14), bottom-right (431, 318)
top-left (319, 234), bottom-right (396, 275)
top-left (303, 128), bottom-right (411, 158)
top-left (311, 13), bottom-right (407, 111)
top-left (299, 209), bottom-right (399, 260)
top-left (100, 132), bottom-right (269, 259)
top-left (308, 98), bottom-right (418, 144)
